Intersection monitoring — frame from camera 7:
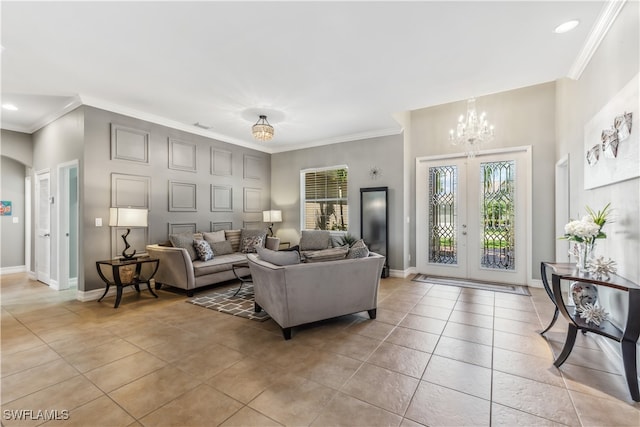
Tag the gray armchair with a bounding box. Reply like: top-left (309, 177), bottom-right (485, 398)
top-left (247, 252), bottom-right (386, 339)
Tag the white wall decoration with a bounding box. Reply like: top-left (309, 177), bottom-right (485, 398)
top-left (584, 73), bottom-right (639, 189)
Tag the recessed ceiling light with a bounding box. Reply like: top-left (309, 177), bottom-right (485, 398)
top-left (2, 104), bottom-right (18, 111)
top-left (554, 20), bottom-right (580, 34)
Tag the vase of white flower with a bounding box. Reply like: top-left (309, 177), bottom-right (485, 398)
top-left (561, 203), bottom-right (611, 273)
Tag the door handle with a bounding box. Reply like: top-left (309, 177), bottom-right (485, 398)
top-left (44, 233), bottom-right (50, 237)
top-left (462, 231), bottom-right (467, 235)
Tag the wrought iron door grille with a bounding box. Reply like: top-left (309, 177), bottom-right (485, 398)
top-left (428, 166), bottom-right (457, 264)
top-left (480, 160), bottom-right (515, 270)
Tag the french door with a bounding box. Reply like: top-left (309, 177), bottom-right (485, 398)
top-left (416, 148), bottom-right (530, 285)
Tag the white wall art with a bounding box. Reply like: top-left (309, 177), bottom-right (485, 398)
top-left (584, 73), bottom-right (638, 189)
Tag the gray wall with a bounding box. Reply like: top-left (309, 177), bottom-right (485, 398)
top-left (82, 106), bottom-right (271, 291)
top-left (556, 1), bottom-right (639, 284)
top-left (32, 107), bottom-right (85, 279)
top-left (555, 0), bottom-right (639, 349)
top-left (271, 134), bottom-right (405, 271)
top-left (409, 82), bottom-right (557, 281)
top-left (0, 129), bottom-right (32, 270)
top-left (1, 129), bottom-right (33, 167)
top-left (0, 156), bottom-right (26, 268)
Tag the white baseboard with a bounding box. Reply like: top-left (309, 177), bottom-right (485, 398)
top-left (0, 265), bottom-right (27, 275)
top-left (77, 285), bottom-right (137, 302)
top-left (389, 267), bottom-right (417, 278)
top-left (528, 278), bottom-right (543, 288)
top-left (69, 277), bottom-right (78, 287)
top-left (49, 279), bottom-right (60, 290)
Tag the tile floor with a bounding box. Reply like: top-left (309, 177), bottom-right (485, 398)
top-left (1, 273), bottom-right (639, 426)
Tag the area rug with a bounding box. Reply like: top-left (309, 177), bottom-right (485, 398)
top-left (412, 274), bottom-right (530, 296)
top-left (186, 284), bottom-right (271, 322)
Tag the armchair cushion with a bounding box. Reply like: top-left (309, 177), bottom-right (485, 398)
top-left (299, 230), bottom-right (331, 251)
top-left (257, 247), bottom-right (300, 266)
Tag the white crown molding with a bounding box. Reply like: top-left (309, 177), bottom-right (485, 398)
top-left (79, 95), bottom-right (272, 154)
top-left (567, 0), bottom-right (626, 80)
top-left (1, 97), bottom-right (83, 134)
top-left (268, 126), bottom-right (403, 154)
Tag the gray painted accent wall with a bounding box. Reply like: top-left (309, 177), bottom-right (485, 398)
top-left (82, 106), bottom-right (271, 291)
top-left (271, 134), bottom-right (405, 270)
top-left (555, 1), bottom-right (638, 352)
top-left (0, 156), bottom-right (26, 268)
top-left (409, 82), bottom-right (557, 280)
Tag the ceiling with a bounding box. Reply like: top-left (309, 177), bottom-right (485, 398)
top-left (1, 1), bottom-right (609, 153)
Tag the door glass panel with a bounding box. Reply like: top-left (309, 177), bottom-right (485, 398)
top-left (480, 160), bottom-right (515, 270)
top-left (428, 165), bottom-right (457, 264)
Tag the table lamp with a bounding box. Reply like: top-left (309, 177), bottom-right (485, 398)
top-left (262, 210), bottom-right (282, 237)
top-left (109, 207), bottom-right (148, 259)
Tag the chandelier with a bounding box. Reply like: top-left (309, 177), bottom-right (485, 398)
top-left (449, 98), bottom-right (494, 157)
top-left (252, 115), bottom-right (274, 142)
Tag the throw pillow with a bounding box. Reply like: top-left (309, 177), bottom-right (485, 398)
top-left (299, 230), bottom-right (331, 251)
top-left (193, 239), bottom-right (214, 261)
top-left (302, 245), bottom-right (349, 263)
top-left (256, 247), bottom-right (301, 266)
top-left (203, 230), bottom-right (226, 245)
top-left (224, 229), bottom-right (242, 252)
top-left (240, 229), bottom-right (267, 249)
top-left (210, 240), bottom-right (234, 256)
top-left (347, 239), bottom-right (370, 259)
top-left (169, 233), bottom-right (199, 261)
top-left (241, 235), bottom-right (264, 253)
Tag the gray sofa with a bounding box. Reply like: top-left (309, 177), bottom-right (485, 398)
top-left (146, 234), bottom-right (279, 296)
top-left (247, 252), bottom-right (386, 339)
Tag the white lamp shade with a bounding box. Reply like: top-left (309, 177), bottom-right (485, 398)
top-left (262, 210), bottom-right (282, 223)
top-left (109, 208), bottom-right (148, 227)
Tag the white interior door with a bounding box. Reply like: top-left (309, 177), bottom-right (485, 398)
top-left (417, 149), bottom-right (529, 285)
top-left (36, 171), bottom-right (51, 285)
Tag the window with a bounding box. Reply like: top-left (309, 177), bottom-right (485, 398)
top-left (300, 166), bottom-right (348, 231)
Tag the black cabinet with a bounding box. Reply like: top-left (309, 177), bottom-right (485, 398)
top-left (361, 187), bottom-right (389, 278)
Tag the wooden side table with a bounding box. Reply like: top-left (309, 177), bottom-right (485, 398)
top-left (544, 262), bottom-right (640, 402)
top-left (96, 257), bottom-right (160, 308)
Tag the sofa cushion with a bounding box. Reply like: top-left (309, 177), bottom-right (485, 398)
top-left (225, 229), bottom-right (242, 252)
top-left (193, 239), bottom-right (214, 261)
top-left (347, 239), bottom-right (370, 259)
top-left (302, 245), bottom-right (348, 263)
top-left (210, 240), bottom-right (234, 256)
top-left (192, 253), bottom-right (247, 277)
top-left (299, 230), bottom-right (331, 251)
top-left (169, 233), bottom-right (199, 261)
top-left (257, 247), bottom-right (300, 266)
top-left (203, 230), bottom-right (226, 245)
top-left (241, 235), bottom-right (264, 253)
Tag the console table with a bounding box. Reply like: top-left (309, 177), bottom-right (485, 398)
top-left (96, 257), bottom-right (160, 308)
top-left (541, 262), bottom-right (640, 402)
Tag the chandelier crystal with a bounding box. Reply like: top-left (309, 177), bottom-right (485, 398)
top-left (252, 115), bottom-right (274, 142)
top-left (449, 98), bottom-right (494, 157)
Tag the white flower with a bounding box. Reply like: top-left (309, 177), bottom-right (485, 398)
top-left (564, 218), bottom-right (600, 239)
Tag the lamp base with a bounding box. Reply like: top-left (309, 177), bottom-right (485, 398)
top-left (121, 229), bottom-right (137, 259)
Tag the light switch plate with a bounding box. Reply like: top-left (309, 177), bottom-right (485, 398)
top-left (12, 217), bottom-right (19, 224)
top-left (95, 218), bottom-right (102, 227)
